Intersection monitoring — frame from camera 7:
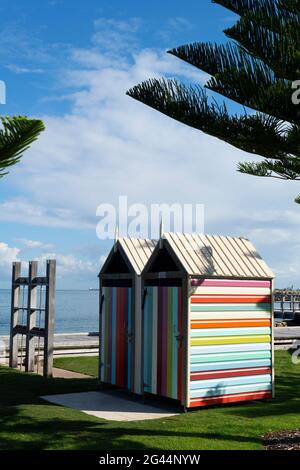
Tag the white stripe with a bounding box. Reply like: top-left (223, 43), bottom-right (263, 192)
top-left (190, 311), bottom-right (271, 320)
top-left (191, 287), bottom-right (271, 295)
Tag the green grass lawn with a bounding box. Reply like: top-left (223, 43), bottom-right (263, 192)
top-left (54, 356), bottom-right (98, 377)
top-left (0, 351), bottom-right (299, 450)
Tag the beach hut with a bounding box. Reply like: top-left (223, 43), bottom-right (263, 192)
top-left (142, 233), bottom-right (274, 409)
top-left (99, 237), bottom-right (156, 394)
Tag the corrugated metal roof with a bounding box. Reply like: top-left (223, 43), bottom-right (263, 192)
top-left (118, 237), bottom-right (157, 275)
top-left (162, 233), bottom-right (274, 279)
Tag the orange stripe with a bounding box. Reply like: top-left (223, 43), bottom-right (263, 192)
top-left (189, 391), bottom-right (272, 408)
top-left (190, 319), bottom-right (272, 329)
top-left (191, 295), bottom-right (271, 304)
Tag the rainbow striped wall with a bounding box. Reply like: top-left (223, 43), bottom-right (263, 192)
top-left (100, 287), bottom-right (133, 389)
top-left (144, 286), bottom-right (182, 401)
top-left (188, 279), bottom-right (273, 408)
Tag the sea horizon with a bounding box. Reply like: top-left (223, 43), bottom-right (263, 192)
top-left (0, 289), bottom-right (99, 336)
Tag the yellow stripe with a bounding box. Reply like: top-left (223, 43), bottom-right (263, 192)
top-left (190, 335), bottom-right (271, 346)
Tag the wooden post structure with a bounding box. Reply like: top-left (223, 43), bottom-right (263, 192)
top-left (9, 259), bottom-right (56, 377)
top-left (44, 260), bottom-right (56, 377)
top-left (25, 261), bottom-right (38, 372)
top-left (9, 262), bottom-right (21, 368)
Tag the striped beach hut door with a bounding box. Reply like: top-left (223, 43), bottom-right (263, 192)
top-left (101, 286), bottom-right (133, 390)
top-left (143, 286), bottom-right (183, 401)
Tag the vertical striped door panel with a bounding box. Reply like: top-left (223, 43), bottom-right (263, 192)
top-left (188, 279), bottom-right (273, 408)
top-left (100, 287), bottom-right (132, 389)
top-left (144, 286), bottom-right (182, 401)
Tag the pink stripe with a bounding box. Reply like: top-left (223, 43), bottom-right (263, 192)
top-left (161, 287), bottom-right (167, 396)
top-left (191, 279), bottom-right (271, 288)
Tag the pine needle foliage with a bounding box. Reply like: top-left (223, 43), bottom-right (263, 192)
top-left (127, 0), bottom-right (300, 203)
top-left (0, 116), bottom-right (45, 177)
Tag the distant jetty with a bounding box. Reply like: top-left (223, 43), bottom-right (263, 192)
top-left (89, 288), bottom-right (99, 291)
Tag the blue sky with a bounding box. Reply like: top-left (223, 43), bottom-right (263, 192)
top-left (0, 0), bottom-right (299, 289)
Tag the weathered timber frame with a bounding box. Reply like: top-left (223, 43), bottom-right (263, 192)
top-left (9, 259), bottom-right (56, 377)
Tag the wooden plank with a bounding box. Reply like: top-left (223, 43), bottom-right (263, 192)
top-left (44, 260), bottom-right (56, 377)
top-left (190, 327), bottom-right (271, 337)
top-left (239, 238), bottom-right (274, 279)
top-left (201, 235), bottom-right (236, 277)
top-left (190, 311), bottom-right (272, 320)
top-left (191, 279), bottom-right (271, 288)
top-left (191, 319), bottom-right (271, 329)
top-left (190, 359), bottom-right (271, 372)
top-left (182, 277), bottom-right (189, 408)
top-left (190, 373), bottom-right (271, 390)
top-left (189, 390), bottom-right (272, 408)
top-left (191, 295), bottom-right (271, 304)
top-left (9, 262), bottom-right (21, 368)
top-left (191, 287), bottom-right (271, 295)
top-left (271, 279), bottom-right (275, 399)
top-left (190, 351), bottom-right (271, 363)
top-left (25, 261), bottom-right (38, 373)
top-left (190, 342), bottom-right (271, 354)
top-left (189, 382), bottom-right (272, 398)
top-left (228, 238), bottom-right (262, 278)
top-left (190, 366), bottom-right (272, 381)
top-left (191, 303), bottom-right (271, 312)
top-left (190, 335), bottom-right (271, 347)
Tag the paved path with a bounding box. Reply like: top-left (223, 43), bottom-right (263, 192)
top-left (0, 332), bottom-right (99, 352)
top-left (41, 390), bottom-right (179, 422)
top-left (275, 327), bottom-right (300, 340)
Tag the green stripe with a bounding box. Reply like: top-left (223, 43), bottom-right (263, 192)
top-left (191, 303), bottom-right (271, 312)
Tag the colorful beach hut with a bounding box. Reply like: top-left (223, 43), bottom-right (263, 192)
top-left (142, 233), bottom-right (275, 409)
top-left (99, 237), bottom-right (156, 394)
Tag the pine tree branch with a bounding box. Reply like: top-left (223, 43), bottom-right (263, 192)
top-left (0, 116), bottom-right (45, 177)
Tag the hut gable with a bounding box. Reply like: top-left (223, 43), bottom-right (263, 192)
top-left (147, 233), bottom-right (274, 279)
top-left (100, 237), bottom-right (156, 276)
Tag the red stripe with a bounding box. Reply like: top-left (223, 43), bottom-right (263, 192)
top-left (161, 287), bottom-right (167, 396)
top-left (107, 288), bottom-right (112, 383)
top-left (190, 367), bottom-right (272, 381)
top-left (189, 391), bottom-right (272, 408)
top-left (191, 295), bottom-right (271, 304)
top-left (123, 288), bottom-right (128, 388)
top-left (177, 288), bottom-right (182, 401)
top-left (190, 319), bottom-right (271, 329)
top-left (157, 287), bottom-right (163, 396)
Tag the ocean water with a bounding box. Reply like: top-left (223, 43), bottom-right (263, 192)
top-left (0, 289), bottom-right (99, 336)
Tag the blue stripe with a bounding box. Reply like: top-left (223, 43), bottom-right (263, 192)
top-left (190, 358), bottom-right (271, 372)
top-left (190, 382), bottom-right (272, 398)
top-left (144, 287), bottom-right (153, 392)
top-left (190, 351), bottom-right (271, 364)
top-left (190, 374), bottom-right (271, 390)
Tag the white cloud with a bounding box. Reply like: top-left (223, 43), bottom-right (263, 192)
top-left (6, 64), bottom-right (44, 74)
top-left (15, 238), bottom-right (54, 250)
top-left (35, 252), bottom-right (98, 278)
top-left (0, 242), bottom-right (20, 278)
top-left (2, 17), bottom-right (300, 286)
